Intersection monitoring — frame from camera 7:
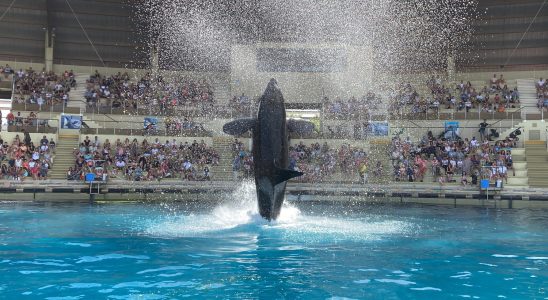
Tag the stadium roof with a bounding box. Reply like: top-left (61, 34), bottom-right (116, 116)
top-left (0, 0), bottom-right (546, 71)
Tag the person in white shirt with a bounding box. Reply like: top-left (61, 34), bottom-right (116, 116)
top-left (498, 165), bottom-right (508, 183)
top-left (470, 137), bottom-right (479, 148)
top-left (115, 160), bottom-right (126, 169)
top-left (538, 78), bottom-right (545, 88)
top-left (491, 74), bottom-right (498, 88)
top-left (15, 157), bottom-right (22, 169)
top-left (465, 99), bottom-right (472, 112)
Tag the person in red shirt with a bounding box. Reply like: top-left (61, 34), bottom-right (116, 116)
top-left (6, 111), bottom-right (14, 126)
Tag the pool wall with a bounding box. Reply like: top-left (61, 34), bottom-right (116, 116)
top-left (1, 182), bottom-right (547, 208)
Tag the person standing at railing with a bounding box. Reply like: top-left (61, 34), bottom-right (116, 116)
top-left (479, 119), bottom-right (489, 141)
top-left (6, 111), bottom-right (14, 127)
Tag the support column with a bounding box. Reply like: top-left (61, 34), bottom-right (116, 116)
top-left (45, 30), bottom-right (54, 72)
top-left (151, 45), bottom-right (159, 71)
top-left (447, 55), bottom-right (455, 83)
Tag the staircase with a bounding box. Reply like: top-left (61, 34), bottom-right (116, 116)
top-left (524, 141), bottom-right (548, 188)
top-left (66, 73), bottom-right (91, 113)
top-left (211, 136), bottom-right (238, 181)
top-left (211, 77), bottom-right (231, 104)
top-left (516, 79), bottom-right (539, 118)
top-left (82, 117), bottom-right (102, 130)
top-left (367, 141), bottom-right (392, 184)
top-left (505, 148), bottom-right (528, 189)
top-left (49, 134), bottom-right (79, 180)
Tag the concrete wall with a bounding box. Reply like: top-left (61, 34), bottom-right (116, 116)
top-left (1, 132), bottom-right (56, 143)
top-left (78, 135), bottom-right (213, 146)
top-left (230, 43), bottom-right (373, 102)
top-left (389, 119), bottom-right (521, 143)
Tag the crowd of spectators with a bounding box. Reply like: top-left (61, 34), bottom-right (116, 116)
top-left (229, 94), bottom-right (252, 116)
top-left (230, 138), bottom-right (380, 183)
top-left (13, 68), bottom-right (74, 107)
top-left (388, 82), bottom-right (421, 115)
top-left (0, 132), bottom-right (55, 180)
top-left (323, 92), bottom-right (381, 118)
top-left (85, 71), bottom-right (214, 114)
top-left (390, 75), bottom-right (520, 115)
top-left (390, 129), bottom-right (516, 186)
top-left (163, 116), bottom-right (208, 136)
top-left (536, 77), bottom-right (548, 111)
top-left (68, 136), bottom-right (219, 182)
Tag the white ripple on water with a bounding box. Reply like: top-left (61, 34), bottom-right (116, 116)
top-left (478, 263), bottom-right (498, 267)
top-left (38, 285), bottom-right (56, 290)
top-left (19, 270), bottom-right (76, 274)
top-left (69, 283), bottom-right (102, 289)
top-left (107, 295), bottom-right (166, 300)
top-left (76, 254), bottom-right (150, 263)
top-left (112, 281), bottom-right (198, 289)
top-left (137, 266), bottom-right (191, 275)
top-left (157, 272), bottom-right (184, 277)
top-left (410, 287), bottom-right (442, 291)
top-left (45, 296), bottom-right (84, 300)
top-left (450, 271), bottom-right (472, 279)
top-left (492, 254), bottom-right (518, 258)
top-left (353, 279), bottom-right (370, 284)
top-left (65, 242), bottom-right (92, 248)
top-left (375, 279), bottom-right (416, 286)
top-left (525, 256), bottom-right (548, 260)
top-left (14, 260), bottom-right (72, 267)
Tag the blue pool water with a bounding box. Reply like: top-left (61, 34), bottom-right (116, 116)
top-left (0, 186), bottom-right (547, 299)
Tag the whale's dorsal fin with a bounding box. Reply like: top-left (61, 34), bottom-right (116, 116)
top-left (274, 167), bottom-right (303, 185)
top-left (287, 119), bottom-right (315, 135)
top-left (223, 118), bottom-right (256, 135)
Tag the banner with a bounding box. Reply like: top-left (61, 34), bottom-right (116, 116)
top-left (444, 121), bottom-right (459, 132)
top-left (144, 117), bottom-right (158, 129)
top-left (60, 115), bottom-right (82, 129)
top-left (369, 122), bottom-right (389, 136)
top-left (444, 121), bottom-right (460, 140)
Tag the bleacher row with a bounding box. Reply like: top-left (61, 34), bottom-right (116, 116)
top-left (1, 68), bottom-right (548, 188)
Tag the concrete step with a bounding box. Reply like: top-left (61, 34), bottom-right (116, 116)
top-left (507, 177), bottom-right (528, 185)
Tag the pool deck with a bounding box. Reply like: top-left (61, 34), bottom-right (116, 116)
top-left (0, 179), bottom-right (547, 208)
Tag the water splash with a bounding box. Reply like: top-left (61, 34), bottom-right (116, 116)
top-left (144, 181), bottom-right (413, 242)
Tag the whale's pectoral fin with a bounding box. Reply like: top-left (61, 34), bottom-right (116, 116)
top-left (274, 167), bottom-right (303, 185)
top-left (287, 119), bottom-right (315, 135)
top-left (223, 118), bottom-right (256, 135)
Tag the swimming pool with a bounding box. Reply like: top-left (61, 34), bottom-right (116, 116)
top-left (0, 188), bottom-right (546, 299)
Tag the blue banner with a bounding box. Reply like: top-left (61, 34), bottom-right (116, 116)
top-left (144, 117), bottom-right (158, 129)
top-left (445, 121), bottom-right (459, 133)
top-left (60, 115), bottom-right (82, 129)
top-left (369, 122), bottom-right (389, 136)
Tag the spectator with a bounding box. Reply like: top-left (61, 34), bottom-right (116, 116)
top-left (479, 119), bottom-right (488, 141)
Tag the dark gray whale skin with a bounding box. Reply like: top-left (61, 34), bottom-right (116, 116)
top-left (223, 79), bottom-right (313, 220)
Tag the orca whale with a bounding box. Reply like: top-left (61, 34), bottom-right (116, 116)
top-left (223, 79), bottom-right (314, 220)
